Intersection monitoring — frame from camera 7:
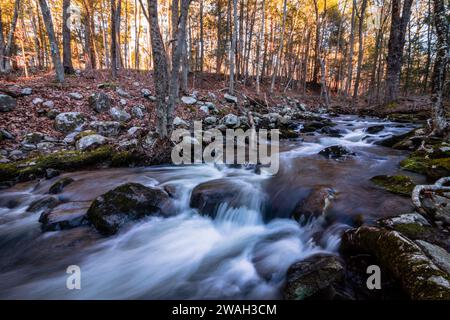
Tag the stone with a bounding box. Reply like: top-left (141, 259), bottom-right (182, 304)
top-left (76, 134), bottom-right (107, 151)
top-left (89, 92), bottom-right (111, 113)
top-left (42, 100), bottom-right (54, 108)
top-left (181, 96), bottom-right (197, 105)
top-left (55, 112), bottom-right (86, 133)
top-left (119, 98), bottom-right (127, 106)
top-left (27, 196), bottom-right (61, 213)
top-left (284, 254), bottom-right (347, 300)
top-left (224, 93), bottom-right (238, 104)
top-left (292, 187), bottom-right (335, 222)
top-left (204, 116), bottom-right (217, 126)
top-left (131, 105), bottom-right (146, 119)
top-left (0, 129), bottom-right (14, 140)
top-left (127, 126), bottom-right (143, 138)
top-left (0, 94), bottom-right (17, 112)
top-left (205, 102), bottom-right (216, 110)
top-left (48, 177), bottom-right (75, 194)
top-left (22, 132), bottom-right (44, 144)
top-left (318, 145), bottom-right (355, 159)
top-left (86, 183), bottom-right (172, 235)
top-left (39, 201), bottom-right (89, 231)
top-left (109, 107), bottom-right (131, 122)
top-left (63, 131), bottom-right (80, 144)
top-left (32, 97), bottom-right (44, 105)
top-left (365, 125), bottom-right (385, 134)
top-left (45, 168), bottom-right (60, 179)
top-left (141, 88), bottom-right (152, 98)
top-left (21, 87), bottom-right (32, 95)
top-left (173, 116), bottom-right (189, 128)
top-left (69, 92), bottom-right (83, 100)
top-left (199, 105), bottom-right (209, 114)
top-left (416, 240), bottom-right (450, 275)
top-left (370, 175), bottom-right (415, 196)
top-left (89, 121), bottom-right (121, 137)
top-left (37, 142), bottom-right (55, 152)
top-left (222, 113), bottom-right (240, 128)
top-left (116, 88), bottom-right (130, 98)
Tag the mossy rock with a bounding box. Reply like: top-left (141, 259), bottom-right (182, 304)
top-left (370, 175), bottom-right (415, 196)
top-left (86, 183), bottom-right (171, 235)
top-left (400, 155), bottom-right (450, 180)
top-left (48, 177), bottom-right (75, 194)
top-left (111, 151), bottom-right (144, 167)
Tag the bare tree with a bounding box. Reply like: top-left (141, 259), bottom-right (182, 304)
top-left (0, 0), bottom-right (21, 73)
top-left (270, 0), bottom-right (287, 93)
top-left (62, 0), bottom-right (74, 74)
top-left (229, 0), bottom-right (237, 95)
top-left (430, 0), bottom-right (448, 136)
top-left (255, 0), bottom-right (265, 94)
top-left (38, 0), bottom-right (64, 82)
top-left (352, 0), bottom-right (368, 106)
top-left (384, 0), bottom-right (414, 104)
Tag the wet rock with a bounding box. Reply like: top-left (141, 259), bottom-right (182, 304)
top-left (370, 175), bottom-right (415, 196)
top-left (45, 168), bottom-right (60, 179)
top-left (365, 125), bottom-right (385, 134)
top-left (340, 226), bottom-right (450, 300)
top-left (55, 112), bottom-right (86, 133)
top-left (292, 187), bottom-right (335, 222)
top-left (76, 134), bottom-right (107, 151)
top-left (131, 105), bottom-right (146, 119)
top-left (181, 96), bottom-right (197, 105)
top-left (86, 183), bottom-right (171, 235)
top-left (0, 94), bottom-right (17, 112)
top-left (284, 254), bottom-right (347, 300)
top-left (319, 145), bottom-right (355, 159)
top-left (190, 179), bottom-right (249, 217)
top-left (89, 92), bottom-right (111, 113)
top-left (21, 143), bottom-right (36, 151)
top-left (39, 201), bottom-right (90, 232)
top-left (416, 240), bottom-right (450, 275)
top-left (280, 128), bottom-right (300, 139)
top-left (320, 126), bottom-right (342, 137)
top-left (89, 121), bottom-right (120, 137)
top-left (222, 113), bottom-right (240, 128)
top-left (69, 92), bottom-right (83, 100)
top-left (48, 177), bottom-right (75, 194)
top-left (224, 93), bottom-right (238, 104)
top-left (27, 196), bottom-right (61, 213)
top-left (301, 121), bottom-right (329, 133)
top-left (109, 107), bottom-right (131, 122)
top-left (421, 192), bottom-right (450, 225)
top-left (46, 108), bottom-right (60, 119)
top-left (374, 130), bottom-right (414, 148)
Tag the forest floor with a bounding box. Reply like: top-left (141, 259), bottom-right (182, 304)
top-left (0, 69), bottom-right (444, 152)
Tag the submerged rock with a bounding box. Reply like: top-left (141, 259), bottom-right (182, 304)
top-left (48, 177), bottom-right (75, 194)
top-left (292, 187), bottom-right (335, 222)
top-left (318, 145), bottom-right (355, 159)
top-left (370, 175), bottom-right (415, 196)
top-left (87, 183), bottom-right (171, 235)
top-left (284, 254), bottom-right (347, 300)
top-left (27, 196), bottom-right (61, 213)
top-left (39, 201), bottom-right (89, 231)
top-left (365, 125), bottom-right (385, 134)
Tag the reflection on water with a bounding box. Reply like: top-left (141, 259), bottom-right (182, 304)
top-left (0, 115), bottom-right (418, 299)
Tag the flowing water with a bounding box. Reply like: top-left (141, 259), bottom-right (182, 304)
top-left (0, 115), bottom-right (420, 299)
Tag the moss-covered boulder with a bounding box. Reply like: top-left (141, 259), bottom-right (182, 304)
top-left (400, 144), bottom-right (450, 180)
top-left (340, 226), bottom-right (450, 300)
top-left (54, 112), bottom-right (86, 133)
top-left (370, 175), bottom-right (415, 196)
top-left (284, 254), bottom-right (348, 300)
top-left (87, 183), bottom-right (171, 235)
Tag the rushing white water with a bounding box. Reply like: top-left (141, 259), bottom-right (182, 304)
top-left (0, 115), bottom-right (416, 299)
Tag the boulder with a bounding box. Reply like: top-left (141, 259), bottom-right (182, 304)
top-left (89, 121), bottom-right (120, 137)
top-left (204, 116), bottom-right (217, 126)
top-left (21, 87), bottom-right (32, 95)
top-left (318, 145), bottom-right (355, 159)
top-left (55, 112), bottom-right (86, 133)
top-left (26, 196), bottom-right (61, 213)
top-left (292, 187), bottom-right (335, 222)
top-left (45, 168), bottom-right (60, 179)
top-left (416, 240), bottom-right (450, 275)
top-left (86, 183), bottom-right (171, 235)
top-left (68, 92), bottom-right (83, 100)
top-left (48, 177), bottom-right (75, 194)
top-left (42, 100), bottom-right (54, 108)
top-left (116, 88), bottom-right (130, 98)
top-left (173, 116), bottom-right (189, 128)
top-left (365, 125), bottom-right (385, 134)
top-left (22, 132), bottom-right (44, 144)
top-left (0, 94), bottom-right (16, 112)
top-left (89, 92), bottom-right (111, 113)
top-left (76, 134), bottom-right (107, 151)
top-left (340, 226), bottom-right (450, 300)
top-left (181, 96), bottom-right (197, 105)
top-left (421, 191), bottom-right (450, 225)
top-left (284, 254), bottom-right (347, 300)
top-left (224, 93), bottom-right (238, 104)
top-left (109, 107), bottom-right (131, 122)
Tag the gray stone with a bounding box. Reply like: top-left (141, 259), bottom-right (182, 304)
top-left (89, 92), bottom-right (111, 113)
top-left (204, 116), bottom-right (217, 126)
top-left (199, 106), bottom-right (209, 114)
top-left (131, 105), bottom-right (146, 119)
top-left (109, 107), bottom-right (131, 122)
top-left (116, 88), bottom-right (130, 98)
top-left (32, 97), bottom-right (43, 105)
top-left (89, 121), bottom-right (121, 137)
top-left (21, 87), bottom-right (33, 95)
top-left (127, 126), bottom-right (142, 137)
top-left (39, 201), bottom-right (89, 231)
top-left (416, 240), bottom-right (450, 275)
top-left (0, 129), bottom-right (14, 140)
top-left (55, 112), bottom-right (86, 132)
top-left (63, 131), bottom-right (80, 144)
top-left (141, 88), bottom-right (152, 98)
top-left (222, 113), bottom-right (240, 128)
top-left (22, 132), bottom-right (44, 144)
top-left (173, 116), bottom-right (189, 128)
top-left (68, 92), bottom-right (83, 100)
top-left (181, 96), bottom-right (197, 105)
top-left (0, 94), bottom-right (17, 112)
top-left (76, 134), bottom-right (107, 151)
top-left (224, 93), bottom-right (238, 104)
top-left (42, 100), bottom-right (54, 108)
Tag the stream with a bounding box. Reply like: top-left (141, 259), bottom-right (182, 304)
top-left (0, 115), bottom-right (420, 299)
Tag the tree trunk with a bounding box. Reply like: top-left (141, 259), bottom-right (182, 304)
top-left (38, 0), bottom-right (64, 82)
top-left (62, 0), bottom-right (74, 73)
top-left (384, 0), bottom-right (414, 104)
top-left (269, 0), bottom-right (287, 93)
top-left (229, 0), bottom-right (237, 94)
top-left (345, 0), bottom-right (356, 96)
top-left (430, 0), bottom-right (448, 136)
top-left (0, 0), bottom-right (21, 73)
top-left (111, 0), bottom-right (118, 77)
top-left (255, 0), bottom-right (265, 94)
top-left (352, 0), bottom-right (368, 106)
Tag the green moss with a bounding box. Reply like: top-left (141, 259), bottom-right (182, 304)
top-left (75, 130), bottom-right (96, 140)
top-left (0, 146), bottom-right (114, 183)
top-left (97, 82), bottom-right (117, 89)
top-left (370, 175), bottom-right (415, 196)
top-left (111, 151), bottom-right (142, 167)
top-left (385, 102), bottom-right (398, 109)
top-left (392, 223), bottom-right (433, 238)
